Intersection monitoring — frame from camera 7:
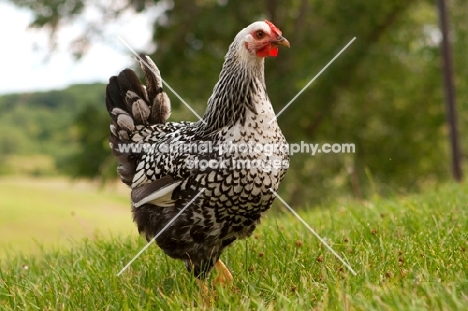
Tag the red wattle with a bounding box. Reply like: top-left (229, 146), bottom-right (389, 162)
top-left (269, 46), bottom-right (278, 57)
top-left (256, 45), bottom-right (279, 58)
top-left (256, 46), bottom-right (269, 58)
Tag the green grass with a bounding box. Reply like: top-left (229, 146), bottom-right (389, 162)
top-left (1, 182), bottom-right (467, 310)
top-left (0, 177), bottom-right (135, 257)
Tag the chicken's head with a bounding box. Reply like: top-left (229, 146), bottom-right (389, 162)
top-left (238, 20), bottom-right (290, 58)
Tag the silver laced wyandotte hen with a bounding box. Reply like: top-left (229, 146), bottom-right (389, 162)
top-left (106, 20), bottom-right (290, 289)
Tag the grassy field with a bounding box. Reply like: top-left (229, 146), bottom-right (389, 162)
top-left (1, 180), bottom-right (467, 310)
top-left (0, 177), bottom-right (135, 257)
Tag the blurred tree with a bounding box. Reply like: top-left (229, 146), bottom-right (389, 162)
top-left (57, 103), bottom-right (115, 181)
top-left (7, 0), bottom-right (467, 203)
top-left (0, 84), bottom-right (107, 176)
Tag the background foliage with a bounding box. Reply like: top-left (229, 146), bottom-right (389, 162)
top-left (3, 0), bottom-right (468, 204)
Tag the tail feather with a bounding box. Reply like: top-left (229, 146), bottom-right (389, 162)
top-left (137, 55), bottom-right (171, 124)
top-left (117, 69), bottom-right (148, 107)
top-left (105, 55), bottom-right (171, 185)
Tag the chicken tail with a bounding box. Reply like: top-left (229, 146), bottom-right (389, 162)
top-left (105, 55), bottom-right (171, 185)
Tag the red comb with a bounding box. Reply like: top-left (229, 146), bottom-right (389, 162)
top-left (264, 20), bottom-right (282, 36)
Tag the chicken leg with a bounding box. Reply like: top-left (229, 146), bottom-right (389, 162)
top-left (214, 259), bottom-right (233, 286)
top-left (195, 260), bottom-right (233, 305)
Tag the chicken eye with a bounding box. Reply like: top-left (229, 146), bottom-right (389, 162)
top-left (256, 30), bottom-right (265, 39)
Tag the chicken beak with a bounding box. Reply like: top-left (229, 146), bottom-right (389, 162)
top-left (273, 35), bottom-right (290, 48)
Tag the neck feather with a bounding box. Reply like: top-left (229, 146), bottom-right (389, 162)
top-left (197, 41), bottom-right (266, 135)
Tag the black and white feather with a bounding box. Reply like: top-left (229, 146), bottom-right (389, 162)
top-left (106, 21), bottom-right (289, 279)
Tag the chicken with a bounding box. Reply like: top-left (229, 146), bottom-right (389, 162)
top-left (106, 20), bottom-right (290, 285)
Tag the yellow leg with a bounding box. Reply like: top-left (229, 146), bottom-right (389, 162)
top-left (195, 278), bottom-right (209, 295)
top-left (214, 259), bottom-right (233, 286)
top-left (196, 279), bottom-right (214, 305)
top-left (195, 260), bottom-right (233, 305)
